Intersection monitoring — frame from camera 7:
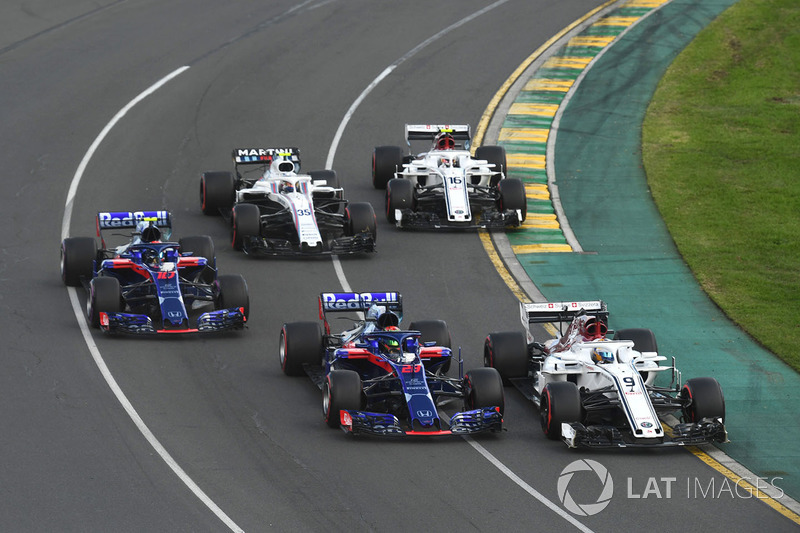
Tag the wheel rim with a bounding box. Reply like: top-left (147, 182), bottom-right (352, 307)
top-left (323, 382), bottom-right (331, 419)
top-left (279, 332), bottom-right (287, 368)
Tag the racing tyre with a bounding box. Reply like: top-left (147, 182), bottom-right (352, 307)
top-left (540, 381), bottom-right (582, 440)
top-left (475, 145), bottom-right (506, 186)
top-left (484, 331), bottom-right (528, 385)
top-left (681, 377), bottom-right (725, 423)
top-left (386, 178), bottom-right (415, 224)
top-left (86, 276), bottom-right (122, 328)
top-left (200, 171), bottom-right (235, 216)
top-left (498, 178), bottom-right (527, 222)
top-left (280, 321), bottom-right (323, 377)
top-left (179, 236), bottom-right (216, 282)
top-left (464, 368), bottom-right (505, 415)
top-left (324, 370), bottom-right (362, 428)
top-left (346, 202), bottom-right (377, 241)
top-left (217, 274), bottom-right (249, 320)
top-left (372, 145), bottom-right (404, 189)
top-left (61, 237), bottom-right (97, 287)
top-left (411, 319), bottom-right (452, 373)
top-left (309, 170), bottom-right (340, 191)
top-left (614, 328), bottom-right (658, 353)
top-left (231, 203), bottom-right (261, 250)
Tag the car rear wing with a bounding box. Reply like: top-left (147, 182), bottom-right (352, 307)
top-left (519, 300), bottom-right (608, 343)
top-left (231, 147), bottom-right (301, 166)
top-left (95, 210), bottom-right (172, 248)
top-left (405, 124), bottom-right (471, 144)
top-left (319, 291), bottom-right (402, 315)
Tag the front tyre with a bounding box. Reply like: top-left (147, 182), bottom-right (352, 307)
top-left (681, 377), bottom-right (725, 423)
top-left (346, 202), bottom-right (377, 242)
top-left (497, 178), bottom-right (527, 222)
top-left (323, 370), bottom-right (362, 428)
top-left (231, 203), bottom-right (261, 251)
top-left (86, 276), bottom-right (121, 328)
top-left (540, 381), bottom-right (581, 440)
top-left (279, 321), bottom-right (323, 377)
top-left (216, 274), bottom-right (249, 320)
top-left (386, 178), bottom-right (415, 223)
top-left (463, 368), bottom-right (505, 415)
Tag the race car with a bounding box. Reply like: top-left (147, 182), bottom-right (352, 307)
top-left (483, 300), bottom-right (727, 448)
top-left (60, 210), bottom-right (249, 334)
top-left (200, 147), bottom-right (376, 256)
top-left (279, 291), bottom-right (504, 437)
top-left (372, 124), bottom-right (527, 229)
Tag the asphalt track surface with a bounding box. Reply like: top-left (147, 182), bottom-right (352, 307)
top-left (1, 0), bottom-right (797, 531)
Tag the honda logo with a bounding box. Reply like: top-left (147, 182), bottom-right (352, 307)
top-left (416, 410), bottom-right (434, 418)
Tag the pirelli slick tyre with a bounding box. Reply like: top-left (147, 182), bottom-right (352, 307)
top-left (681, 377), bottom-right (725, 423)
top-left (541, 381), bottom-right (582, 440)
top-left (86, 276), bottom-right (122, 329)
top-left (308, 170), bottom-right (340, 191)
top-left (61, 237), bottom-right (97, 287)
top-left (463, 368), bottom-right (505, 415)
top-left (475, 145), bottom-right (506, 186)
top-left (411, 319), bottom-right (451, 374)
top-left (279, 321), bottom-right (323, 377)
top-left (386, 178), bottom-right (415, 223)
top-left (346, 202), bottom-right (377, 241)
top-left (372, 145), bottom-right (404, 190)
top-left (323, 370), bottom-right (362, 428)
top-left (484, 331), bottom-right (528, 385)
top-left (231, 203), bottom-right (261, 251)
top-left (614, 328), bottom-right (658, 352)
top-left (200, 171), bottom-right (235, 216)
top-left (179, 235), bottom-right (216, 282)
top-left (497, 178), bottom-right (527, 222)
top-left (217, 274), bottom-right (249, 320)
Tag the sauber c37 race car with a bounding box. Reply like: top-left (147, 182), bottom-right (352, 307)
top-left (372, 124), bottom-right (527, 229)
top-left (280, 291), bottom-right (504, 437)
top-left (60, 210), bottom-right (248, 334)
top-left (200, 147), bottom-right (376, 256)
top-left (484, 300), bottom-right (727, 448)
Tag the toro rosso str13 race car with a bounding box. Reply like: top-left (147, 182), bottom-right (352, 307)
top-left (279, 291), bottom-right (504, 437)
top-left (200, 147), bottom-right (376, 256)
top-left (60, 210), bottom-right (249, 334)
top-left (372, 124), bottom-right (527, 229)
top-left (484, 300), bottom-right (727, 448)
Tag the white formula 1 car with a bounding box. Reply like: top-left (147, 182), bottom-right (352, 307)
top-left (372, 125), bottom-right (527, 229)
top-left (201, 147), bottom-right (376, 256)
top-left (484, 300), bottom-right (727, 448)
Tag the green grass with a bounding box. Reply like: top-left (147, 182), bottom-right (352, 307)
top-left (642, 0), bottom-right (800, 371)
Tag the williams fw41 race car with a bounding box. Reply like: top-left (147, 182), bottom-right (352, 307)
top-left (372, 124), bottom-right (527, 229)
top-left (60, 210), bottom-right (249, 334)
top-left (279, 291), bottom-right (504, 437)
top-left (484, 300), bottom-right (727, 448)
top-left (200, 147), bottom-right (376, 256)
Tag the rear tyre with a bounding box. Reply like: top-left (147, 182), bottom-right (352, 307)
top-left (323, 370), bottom-right (362, 428)
top-left (309, 170), bottom-right (340, 190)
top-left (217, 274), bottom-right (249, 320)
top-left (231, 203), bottom-right (261, 250)
top-left (614, 328), bottom-right (658, 352)
top-left (200, 171), bottom-right (235, 215)
top-left (86, 276), bottom-right (121, 328)
top-left (372, 145), bottom-right (404, 189)
top-left (386, 178), bottom-right (415, 223)
top-left (410, 319), bottom-right (452, 373)
top-left (498, 178), bottom-right (527, 222)
top-left (681, 377), bottom-right (725, 423)
top-left (484, 331), bottom-right (528, 384)
top-left (179, 236), bottom-right (216, 282)
top-left (463, 367), bottom-right (505, 415)
top-left (540, 381), bottom-right (582, 440)
top-left (280, 321), bottom-right (323, 377)
top-left (346, 202), bottom-right (377, 241)
top-left (476, 145), bottom-right (507, 186)
top-left (61, 237), bottom-right (97, 287)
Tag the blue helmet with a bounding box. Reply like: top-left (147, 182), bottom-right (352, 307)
top-left (591, 347), bottom-right (614, 364)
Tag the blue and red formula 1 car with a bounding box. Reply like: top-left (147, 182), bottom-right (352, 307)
top-left (279, 291), bottom-right (504, 437)
top-left (60, 210), bottom-right (248, 334)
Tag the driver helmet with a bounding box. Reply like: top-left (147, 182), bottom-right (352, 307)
top-left (137, 221), bottom-right (161, 243)
top-left (281, 180), bottom-right (295, 193)
top-left (434, 132), bottom-right (456, 150)
top-left (141, 248), bottom-right (160, 268)
top-left (591, 347), bottom-right (614, 364)
top-left (379, 337), bottom-right (401, 358)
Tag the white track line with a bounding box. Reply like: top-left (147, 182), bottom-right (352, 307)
top-left (61, 66), bottom-right (244, 533)
top-left (323, 2), bottom-right (592, 530)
